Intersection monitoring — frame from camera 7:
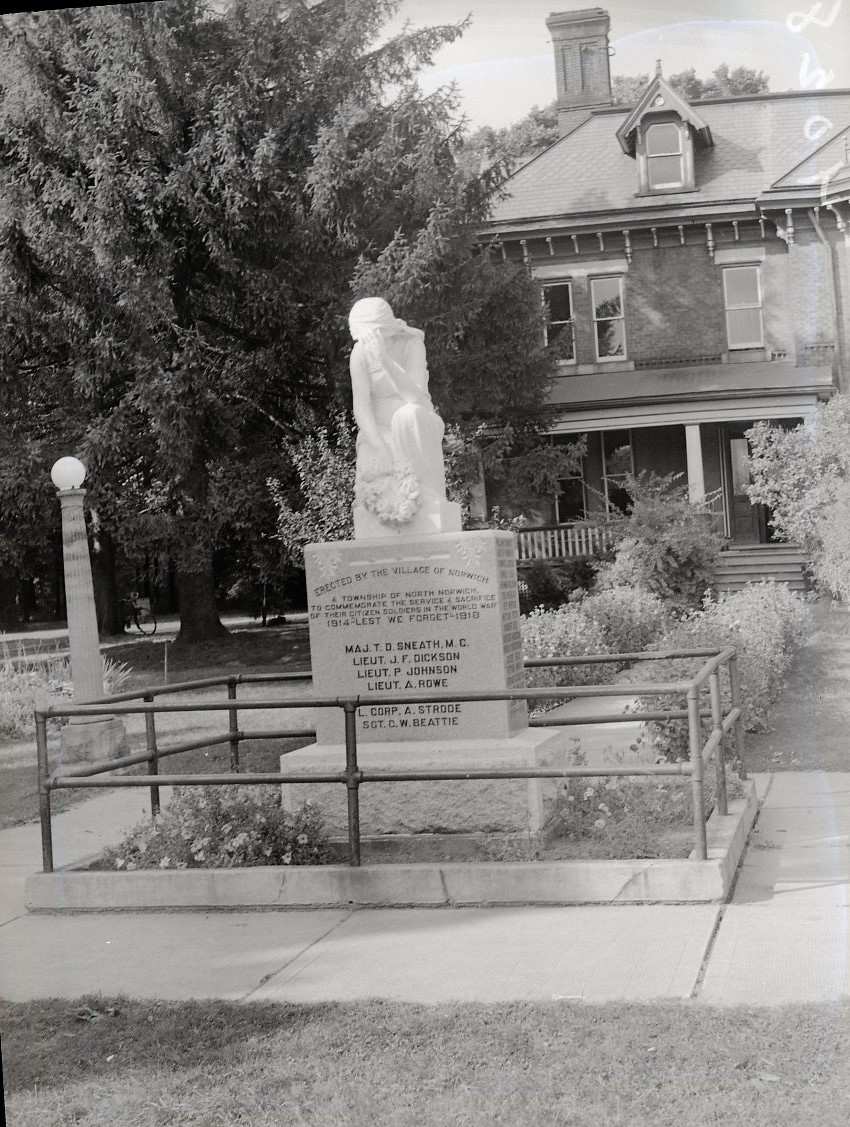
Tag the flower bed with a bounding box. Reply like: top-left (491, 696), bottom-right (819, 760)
top-left (96, 786), bottom-right (330, 871)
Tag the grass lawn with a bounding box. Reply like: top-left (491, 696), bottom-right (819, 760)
top-left (105, 622), bottom-right (311, 684)
top-left (0, 626), bottom-right (313, 830)
top-left (2, 996), bottom-right (849, 1126)
top-left (0, 737), bottom-right (312, 832)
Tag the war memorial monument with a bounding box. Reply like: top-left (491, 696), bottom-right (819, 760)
top-left (282, 298), bottom-right (570, 845)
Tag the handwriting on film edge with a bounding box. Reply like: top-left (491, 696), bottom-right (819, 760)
top-left (787, 1), bottom-right (847, 199)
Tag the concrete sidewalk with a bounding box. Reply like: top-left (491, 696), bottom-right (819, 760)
top-left (1, 770), bottom-right (848, 1005)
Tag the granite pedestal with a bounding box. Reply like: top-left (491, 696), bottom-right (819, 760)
top-left (282, 529), bottom-right (569, 840)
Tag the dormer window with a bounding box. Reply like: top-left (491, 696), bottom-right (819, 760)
top-left (636, 113), bottom-right (694, 194)
top-left (646, 121), bottom-right (685, 190)
top-left (615, 72), bottom-right (712, 196)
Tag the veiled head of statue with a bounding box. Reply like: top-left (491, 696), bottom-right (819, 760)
top-left (348, 297), bottom-right (397, 340)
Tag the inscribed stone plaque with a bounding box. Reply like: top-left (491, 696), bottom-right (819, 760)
top-left (304, 530), bottom-right (526, 743)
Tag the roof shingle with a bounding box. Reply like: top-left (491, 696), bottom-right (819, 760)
top-left (487, 91), bottom-right (850, 228)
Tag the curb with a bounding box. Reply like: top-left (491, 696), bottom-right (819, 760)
top-left (25, 782), bottom-right (758, 911)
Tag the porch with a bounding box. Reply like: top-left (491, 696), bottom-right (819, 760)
top-left (514, 417), bottom-right (810, 589)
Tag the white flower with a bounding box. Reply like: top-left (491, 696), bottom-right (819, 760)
top-left (593, 818), bottom-right (606, 830)
top-left (583, 787), bottom-right (595, 800)
top-left (159, 857), bottom-right (170, 869)
top-left (115, 857), bottom-right (125, 870)
top-left (282, 851), bottom-right (292, 865)
top-left (296, 833), bottom-right (309, 845)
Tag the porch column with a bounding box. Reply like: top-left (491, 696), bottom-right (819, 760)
top-left (684, 424), bottom-right (705, 503)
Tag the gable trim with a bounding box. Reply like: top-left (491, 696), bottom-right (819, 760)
top-left (615, 75), bottom-right (712, 157)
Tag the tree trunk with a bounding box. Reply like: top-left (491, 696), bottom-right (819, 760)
top-left (172, 446), bottom-right (228, 643)
top-left (19, 576), bottom-right (36, 623)
top-left (0, 568), bottom-right (18, 629)
top-left (91, 528), bottom-right (123, 635)
top-left (176, 552), bottom-right (228, 643)
top-left (53, 537), bottom-right (66, 621)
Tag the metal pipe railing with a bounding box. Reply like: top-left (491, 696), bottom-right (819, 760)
top-left (143, 694), bottom-right (160, 816)
top-left (33, 647), bottom-right (743, 874)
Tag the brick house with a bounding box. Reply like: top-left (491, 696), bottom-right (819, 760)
top-left (482, 8), bottom-right (850, 585)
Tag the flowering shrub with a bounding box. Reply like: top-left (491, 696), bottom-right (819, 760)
top-left (627, 582), bottom-right (812, 761)
top-left (520, 586), bottom-right (666, 698)
top-left (100, 786), bottom-right (330, 870)
top-left (544, 744), bottom-right (743, 859)
top-left (575, 586), bottom-right (668, 654)
top-left (0, 652), bottom-right (132, 739)
top-left (521, 604), bottom-right (612, 693)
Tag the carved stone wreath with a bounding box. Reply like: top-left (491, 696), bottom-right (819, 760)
top-left (356, 466), bottom-right (421, 526)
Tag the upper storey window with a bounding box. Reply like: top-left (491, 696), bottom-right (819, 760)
top-left (592, 276), bottom-right (626, 361)
top-left (615, 73), bottom-right (712, 196)
top-left (646, 121), bottom-right (685, 190)
top-left (723, 266), bottom-right (764, 349)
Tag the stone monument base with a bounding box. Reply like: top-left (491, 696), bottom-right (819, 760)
top-left (281, 728), bottom-right (571, 837)
top-left (60, 718), bottom-right (127, 764)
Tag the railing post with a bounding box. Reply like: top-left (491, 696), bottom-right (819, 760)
top-left (728, 652), bottom-right (747, 780)
top-left (227, 679), bottom-right (240, 772)
top-left (343, 699), bottom-right (361, 867)
top-left (687, 687), bottom-right (707, 860)
top-left (35, 712), bottom-right (54, 874)
top-left (143, 694), bottom-right (160, 817)
top-left (709, 671), bottom-right (728, 817)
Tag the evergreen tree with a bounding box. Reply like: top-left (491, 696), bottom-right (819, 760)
top-left (0, 0), bottom-right (472, 639)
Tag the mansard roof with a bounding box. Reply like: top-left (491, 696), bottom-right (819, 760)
top-left (615, 73), bottom-right (712, 156)
top-left (486, 89), bottom-right (850, 232)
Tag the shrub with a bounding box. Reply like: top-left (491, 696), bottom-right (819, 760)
top-left (521, 603), bottom-right (612, 694)
top-left (269, 411), bottom-right (356, 565)
top-left (517, 558), bottom-right (598, 615)
top-left (748, 398), bottom-right (850, 599)
top-left (101, 786), bottom-right (330, 870)
top-left (0, 651), bottom-right (132, 739)
top-left (594, 472), bottom-right (723, 607)
top-left (574, 586), bottom-right (668, 654)
top-left (626, 582), bottom-right (812, 761)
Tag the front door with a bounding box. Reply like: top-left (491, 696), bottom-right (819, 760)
top-left (722, 430), bottom-right (768, 543)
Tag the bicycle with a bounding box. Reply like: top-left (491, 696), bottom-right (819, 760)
top-left (124, 593), bottom-right (157, 636)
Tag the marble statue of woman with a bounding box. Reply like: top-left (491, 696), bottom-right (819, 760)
top-left (348, 297), bottom-right (461, 539)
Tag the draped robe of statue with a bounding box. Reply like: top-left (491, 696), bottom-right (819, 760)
top-left (348, 298), bottom-right (461, 538)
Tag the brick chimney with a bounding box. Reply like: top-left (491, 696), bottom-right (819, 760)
top-left (546, 8), bottom-right (613, 137)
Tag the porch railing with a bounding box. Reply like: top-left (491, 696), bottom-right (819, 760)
top-left (516, 523), bottom-right (615, 562)
top-left (516, 488), bottom-right (728, 562)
